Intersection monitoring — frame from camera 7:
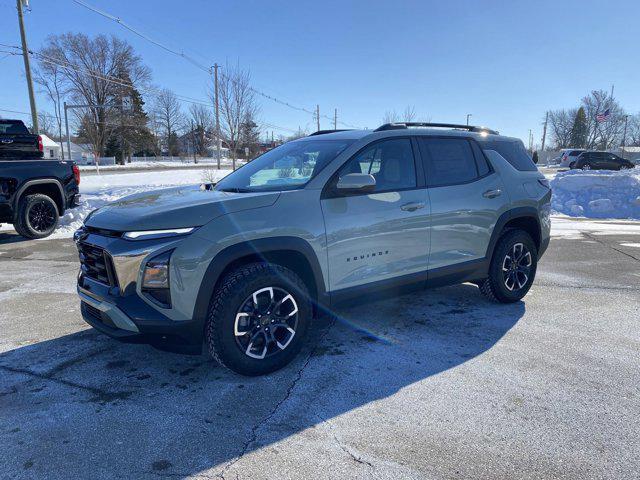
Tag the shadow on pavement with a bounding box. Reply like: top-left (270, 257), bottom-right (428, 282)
top-left (0, 231), bottom-right (28, 244)
top-left (0, 283), bottom-right (524, 478)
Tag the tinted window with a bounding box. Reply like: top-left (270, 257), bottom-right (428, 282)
top-left (569, 150), bottom-right (583, 156)
top-left (419, 138), bottom-right (478, 186)
top-left (471, 141), bottom-right (491, 177)
top-left (0, 120), bottom-right (29, 135)
top-left (481, 140), bottom-right (537, 171)
top-left (338, 138), bottom-right (416, 192)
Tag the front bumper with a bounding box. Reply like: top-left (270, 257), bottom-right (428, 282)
top-left (75, 230), bottom-right (204, 353)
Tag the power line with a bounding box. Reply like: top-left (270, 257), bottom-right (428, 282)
top-left (71, 0), bottom-right (363, 129)
top-left (72, 0), bottom-right (212, 74)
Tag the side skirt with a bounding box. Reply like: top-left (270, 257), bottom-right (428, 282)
top-left (328, 258), bottom-right (488, 308)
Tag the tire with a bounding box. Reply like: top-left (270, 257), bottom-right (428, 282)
top-left (205, 262), bottom-right (312, 376)
top-left (478, 230), bottom-right (538, 303)
top-left (582, 164), bottom-right (591, 171)
top-left (13, 194), bottom-right (59, 239)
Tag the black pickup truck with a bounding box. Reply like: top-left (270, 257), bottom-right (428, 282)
top-left (0, 119), bottom-right (44, 159)
top-left (1, 157), bottom-right (80, 239)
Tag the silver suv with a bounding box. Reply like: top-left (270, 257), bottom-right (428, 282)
top-left (75, 122), bottom-right (551, 375)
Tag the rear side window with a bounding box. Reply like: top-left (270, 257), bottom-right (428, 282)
top-left (419, 138), bottom-right (478, 186)
top-left (569, 150), bottom-right (583, 156)
top-left (0, 120), bottom-right (29, 135)
top-left (482, 140), bottom-right (537, 171)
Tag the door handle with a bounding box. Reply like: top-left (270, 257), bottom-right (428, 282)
top-left (401, 202), bottom-right (425, 212)
top-left (483, 189), bottom-right (502, 199)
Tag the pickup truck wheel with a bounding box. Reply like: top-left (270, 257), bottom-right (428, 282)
top-left (205, 262), bottom-right (312, 376)
top-left (478, 230), bottom-right (537, 303)
top-left (14, 194), bottom-right (59, 239)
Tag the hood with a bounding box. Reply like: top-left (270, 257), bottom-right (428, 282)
top-left (85, 185), bottom-right (280, 231)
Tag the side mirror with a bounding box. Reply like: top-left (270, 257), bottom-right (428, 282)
top-left (336, 173), bottom-right (376, 194)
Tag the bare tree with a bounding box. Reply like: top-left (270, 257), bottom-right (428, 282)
top-left (187, 104), bottom-right (214, 156)
top-left (548, 108), bottom-right (577, 149)
top-left (37, 112), bottom-right (56, 138)
top-left (38, 33), bottom-right (150, 158)
top-left (628, 114), bottom-right (640, 147)
top-left (34, 56), bottom-right (68, 157)
top-left (581, 90), bottom-right (626, 149)
top-left (153, 89), bottom-right (183, 156)
top-left (382, 105), bottom-right (420, 124)
top-left (403, 105), bottom-right (417, 122)
top-left (382, 110), bottom-right (398, 124)
top-left (214, 63), bottom-right (258, 168)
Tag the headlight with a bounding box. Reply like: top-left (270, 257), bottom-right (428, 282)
top-left (142, 250), bottom-right (173, 307)
top-left (123, 227), bottom-right (197, 241)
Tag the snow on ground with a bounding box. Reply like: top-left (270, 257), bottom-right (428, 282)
top-left (78, 158), bottom-right (244, 172)
top-left (551, 215), bottom-right (640, 239)
top-left (550, 167), bottom-right (640, 219)
top-left (50, 168), bottom-right (231, 238)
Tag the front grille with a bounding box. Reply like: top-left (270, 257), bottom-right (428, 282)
top-left (77, 241), bottom-right (117, 286)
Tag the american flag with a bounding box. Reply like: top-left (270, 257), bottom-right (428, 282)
top-left (596, 108), bottom-right (611, 123)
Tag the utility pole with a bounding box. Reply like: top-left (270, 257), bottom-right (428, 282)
top-left (466, 113), bottom-right (472, 126)
top-left (333, 108), bottom-right (337, 130)
top-left (621, 115), bottom-right (629, 159)
top-left (191, 119), bottom-right (197, 163)
top-left (64, 101), bottom-right (71, 161)
top-left (16, 0), bottom-right (38, 134)
top-left (213, 64), bottom-right (221, 169)
top-left (541, 111), bottom-right (548, 152)
top-left (528, 129), bottom-right (533, 153)
top-left (316, 105), bottom-right (320, 132)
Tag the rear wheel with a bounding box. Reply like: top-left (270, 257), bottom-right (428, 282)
top-left (14, 194), bottom-right (59, 239)
top-left (478, 230), bottom-right (537, 303)
top-left (205, 263), bottom-right (312, 376)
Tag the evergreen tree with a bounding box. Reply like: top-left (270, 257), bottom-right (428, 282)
top-left (105, 70), bottom-right (155, 163)
top-left (569, 107), bottom-right (588, 148)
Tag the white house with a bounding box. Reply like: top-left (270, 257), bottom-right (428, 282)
top-left (40, 134), bottom-right (63, 159)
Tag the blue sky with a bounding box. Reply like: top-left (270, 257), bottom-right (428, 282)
top-left (1, 0), bottom-right (638, 144)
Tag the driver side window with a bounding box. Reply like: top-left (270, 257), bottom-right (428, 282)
top-left (337, 138), bottom-right (417, 192)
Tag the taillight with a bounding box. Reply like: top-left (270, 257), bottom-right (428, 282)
top-left (73, 164), bottom-right (80, 185)
top-left (37, 135), bottom-right (43, 152)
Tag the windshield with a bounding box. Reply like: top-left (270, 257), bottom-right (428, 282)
top-left (215, 139), bottom-right (354, 192)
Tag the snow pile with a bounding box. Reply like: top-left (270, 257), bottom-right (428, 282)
top-left (51, 168), bottom-right (231, 238)
top-left (550, 168), bottom-right (640, 219)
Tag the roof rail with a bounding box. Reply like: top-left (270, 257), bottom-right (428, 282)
top-left (308, 129), bottom-right (353, 136)
top-left (374, 122), bottom-right (499, 135)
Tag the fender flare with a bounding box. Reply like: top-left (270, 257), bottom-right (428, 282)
top-left (192, 236), bottom-right (327, 325)
top-left (13, 178), bottom-right (66, 213)
top-left (485, 207), bottom-right (541, 262)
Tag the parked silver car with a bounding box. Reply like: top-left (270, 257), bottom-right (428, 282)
top-left (75, 123), bottom-right (551, 375)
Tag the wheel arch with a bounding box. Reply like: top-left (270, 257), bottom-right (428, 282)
top-left (193, 237), bottom-right (328, 326)
top-left (13, 179), bottom-right (65, 216)
top-left (486, 207), bottom-right (541, 263)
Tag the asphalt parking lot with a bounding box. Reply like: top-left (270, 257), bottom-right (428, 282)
top-left (0, 225), bottom-right (639, 479)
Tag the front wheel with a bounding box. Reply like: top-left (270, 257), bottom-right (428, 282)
top-left (478, 230), bottom-right (538, 303)
top-left (582, 164), bottom-right (591, 171)
top-left (205, 263), bottom-right (312, 376)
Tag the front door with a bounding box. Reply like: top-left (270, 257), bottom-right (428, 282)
top-left (321, 138), bottom-right (430, 292)
top-left (417, 137), bottom-right (509, 270)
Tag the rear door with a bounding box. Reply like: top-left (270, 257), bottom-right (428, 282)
top-left (417, 137), bottom-right (509, 270)
top-left (321, 137), bottom-right (430, 291)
